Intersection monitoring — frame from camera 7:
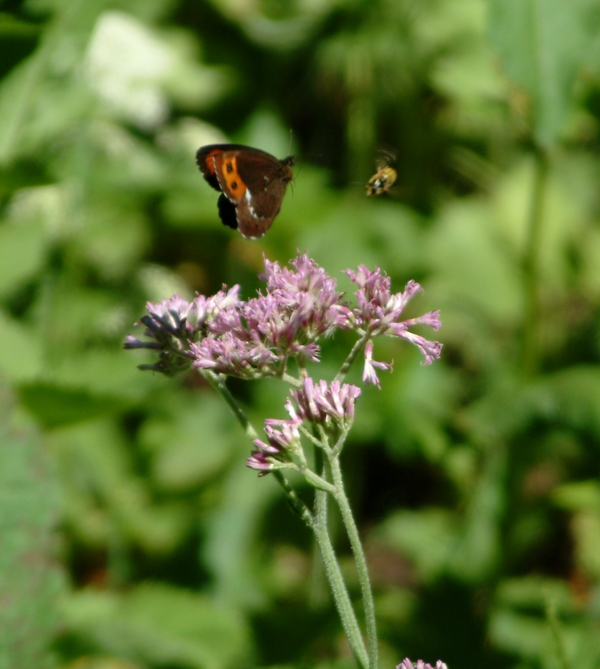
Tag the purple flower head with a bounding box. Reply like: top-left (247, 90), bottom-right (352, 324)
top-left (345, 266), bottom-right (442, 371)
top-left (123, 294), bottom-right (198, 376)
top-left (248, 400), bottom-right (302, 475)
top-left (126, 254), bottom-right (442, 382)
top-left (292, 377), bottom-right (361, 426)
top-left (147, 287), bottom-right (241, 339)
top-left (261, 252), bottom-right (351, 339)
top-left (397, 660), bottom-right (448, 669)
top-left (124, 288), bottom-right (243, 376)
top-left (246, 451), bottom-right (277, 475)
top-left (189, 253), bottom-right (352, 379)
top-left (362, 340), bottom-right (392, 388)
top-left (192, 332), bottom-right (276, 379)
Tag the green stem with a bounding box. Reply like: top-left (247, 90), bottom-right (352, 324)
top-left (302, 468), bottom-right (338, 495)
top-left (273, 471), bottom-right (313, 528)
top-left (335, 332), bottom-right (371, 384)
top-left (203, 370), bottom-right (259, 441)
top-left (522, 148), bottom-right (549, 377)
top-left (282, 372), bottom-right (303, 387)
top-left (202, 369), bottom-right (368, 667)
top-left (313, 486), bottom-right (369, 669)
top-left (203, 371), bottom-right (314, 525)
top-left (329, 456), bottom-right (378, 669)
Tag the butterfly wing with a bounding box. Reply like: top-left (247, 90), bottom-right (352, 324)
top-left (235, 156), bottom-right (293, 236)
top-left (196, 144), bottom-right (294, 239)
top-left (217, 193), bottom-right (238, 230)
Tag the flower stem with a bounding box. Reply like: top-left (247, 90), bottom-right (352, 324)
top-left (203, 370), bottom-right (259, 441)
top-left (272, 471), bottom-right (314, 527)
top-left (335, 332), bottom-right (370, 383)
top-left (202, 370), bottom-right (315, 526)
top-left (203, 370), bottom-right (370, 668)
top-left (312, 486), bottom-right (369, 669)
top-left (329, 455), bottom-right (379, 669)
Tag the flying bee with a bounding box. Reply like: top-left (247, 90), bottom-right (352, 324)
top-left (366, 149), bottom-right (397, 196)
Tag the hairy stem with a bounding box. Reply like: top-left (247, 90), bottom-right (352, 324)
top-left (335, 331), bottom-right (371, 384)
top-left (203, 372), bottom-right (369, 667)
top-left (329, 456), bottom-right (378, 669)
top-left (313, 486), bottom-right (369, 669)
top-left (203, 370), bottom-right (314, 525)
top-left (203, 370), bottom-right (259, 441)
top-left (273, 471), bottom-right (314, 527)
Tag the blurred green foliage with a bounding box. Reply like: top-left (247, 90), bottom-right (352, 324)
top-left (1, 0), bottom-right (600, 667)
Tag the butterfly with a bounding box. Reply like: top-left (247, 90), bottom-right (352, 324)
top-left (366, 150), bottom-right (397, 196)
top-left (196, 144), bottom-right (295, 239)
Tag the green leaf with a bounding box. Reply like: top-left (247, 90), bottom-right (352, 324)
top-left (140, 392), bottom-right (237, 492)
top-left (487, 0), bottom-right (600, 146)
top-left (202, 460), bottom-right (279, 608)
top-left (376, 508), bottom-right (460, 583)
top-left (52, 419), bottom-right (191, 553)
top-left (18, 383), bottom-right (125, 428)
top-left (428, 198), bottom-right (523, 323)
top-left (0, 384), bottom-right (66, 669)
top-left (0, 311), bottom-right (44, 381)
top-left (0, 0), bottom-right (106, 164)
top-left (62, 583), bottom-right (252, 669)
top-left (0, 220), bottom-right (47, 297)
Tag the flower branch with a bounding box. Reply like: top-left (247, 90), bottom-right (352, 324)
top-left (125, 252), bottom-right (444, 669)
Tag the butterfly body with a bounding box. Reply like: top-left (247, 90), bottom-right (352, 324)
top-left (196, 144), bottom-right (294, 239)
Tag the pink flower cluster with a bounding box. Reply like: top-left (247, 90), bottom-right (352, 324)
top-left (248, 377), bottom-right (361, 475)
top-left (125, 252), bottom-right (442, 385)
top-left (346, 266), bottom-right (442, 366)
top-left (397, 659), bottom-right (448, 669)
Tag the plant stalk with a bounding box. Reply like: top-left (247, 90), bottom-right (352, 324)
top-left (329, 456), bottom-right (378, 669)
top-left (312, 486), bottom-right (369, 669)
top-left (335, 332), bottom-right (371, 383)
top-left (203, 369), bottom-right (370, 668)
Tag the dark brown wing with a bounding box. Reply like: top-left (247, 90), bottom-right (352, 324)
top-left (238, 155), bottom-right (292, 208)
top-left (217, 193), bottom-right (238, 230)
top-left (196, 144), bottom-right (282, 193)
top-left (196, 144), bottom-right (294, 238)
top-left (196, 145), bottom-right (231, 191)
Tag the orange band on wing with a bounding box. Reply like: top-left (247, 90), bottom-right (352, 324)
top-left (218, 155), bottom-right (247, 201)
top-left (201, 149), bottom-right (224, 177)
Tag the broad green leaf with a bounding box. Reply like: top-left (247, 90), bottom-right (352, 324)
top-left (0, 219), bottom-right (47, 297)
top-left (376, 509), bottom-right (460, 583)
top-left (487, 0), bottom-right (600, 146)
top-left (427, 198), bottom-right (523, 323)
top-left (52, 419), bottom-right (191, 553)
top-left (0, 385), bottom-right (66, 669)
top-left (203, 459), bottom-right (280, 608)
top-left (139, 392), bottom-right (237, 492)
top-left (0, 0), bottom-right (106, 164)
top-left (18, 383), bottom-right (126, 428)
top-left (489, 577), bottom-right (600, 666)
top-left (61, 583), bottom-right (252, 669)
top-left (0, 310), bottom-right (44, 381)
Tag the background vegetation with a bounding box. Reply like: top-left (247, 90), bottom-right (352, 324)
top-left (2, 0), bottom-right (600, 667)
